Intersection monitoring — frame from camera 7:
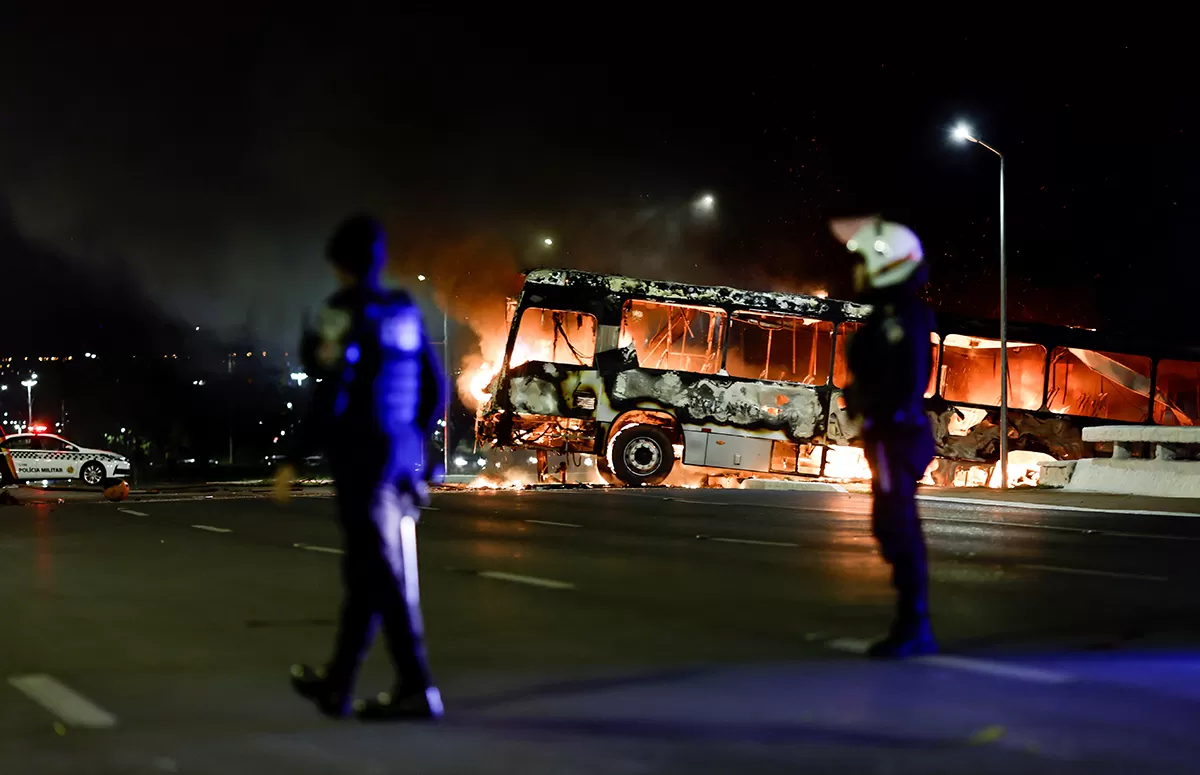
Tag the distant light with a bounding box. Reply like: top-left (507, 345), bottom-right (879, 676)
top-left (290, 371), bottom-right (309, 386)
top-left (453, 456), bottom-right (468, 468)
top-left (286, 402), bottom-right (293, 410)
top-left (542, 237), bottom-right (554, 247)
top-left (195, 326), bottom-right (201, 331)
top-left (494, 462), bottom-right (501, 469)
top-left (21, 379), bottom-right (37, 388)
top-left (120, 427), bottom-right (126, 433)
top-left (476, 458), bottom-right (487, 467)
top-left (812, 289), bottom-right (829, 299)
top-left (952, 123), bottom-right (973, 142)
top-left (700, 194), bottom-right (714, 208)
top-left (417, 274), bottom-right (427, 282)
top-left (280, 430), bottom-right (286, 436)
top-left (527, 456), bottom-right (538, 465)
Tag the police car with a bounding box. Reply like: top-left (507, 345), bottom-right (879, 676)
top-left (0, 428), bottom-right (132, 486)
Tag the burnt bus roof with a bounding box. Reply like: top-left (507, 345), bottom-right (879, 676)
top-left (522, 268), bottom-right (871, 322)
top-left (522, 268), bottom-right (1200, 364)
top-left (935, 313), bottom-right (1200, 363)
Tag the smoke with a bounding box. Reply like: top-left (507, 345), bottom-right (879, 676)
top-left (386, 234), bottom-right (524, 408)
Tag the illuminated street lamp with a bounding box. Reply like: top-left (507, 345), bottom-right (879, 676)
top-left (952, 122), bottom-right (1010, 488)
top-left (542, 237), bottom-right (554, 247)
top-left (20, 375), bottom-right (38, 427)
top-left (692, 192), bottom-right (717, 220)
top-left (290, 371), bottom-right (309, 386)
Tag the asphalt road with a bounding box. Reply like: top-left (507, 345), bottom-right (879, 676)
top-left (2, 486), bottom-right (1200, 773)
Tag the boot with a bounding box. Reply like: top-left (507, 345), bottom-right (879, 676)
top-left (290, 664), bottom-right (353, 719)
top-left (355, 685), bottom-right (444, 722)
top-left (867, 616), bottom-right (938, 659)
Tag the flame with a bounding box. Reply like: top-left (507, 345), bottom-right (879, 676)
top-left (467, 471), bottom-right (533, 490)
top-left (821, 445), bottom-right (873, 480)
top-left (986, 450), bottom-right (1056, 488)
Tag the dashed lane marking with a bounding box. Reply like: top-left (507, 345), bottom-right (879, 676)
top-left (191, 524), bottom-right (232, 533)
top-left (822, 637), bottom-right (1073, 684)
top-left (8, 674), bottom-right (118, 728)
top-left (118, 508), bottom-right (150, 517)
top-left (477, 571), bottom-right (575, 590)
top-left (917, 655), bottom-right (1073, 684)
top-left (708, 537), bottom-right (798, 547)
top-left (1018, 563), bottom-right (1168, 582)
top-left (524, 519), bottom-right (582, 528)
top-left (826, 637), bottom-right (870, 654)
top-left (294, 543), bottom-right (344, 555)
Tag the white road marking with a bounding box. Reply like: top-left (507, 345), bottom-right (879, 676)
top-left (925, 515), bottom-right (1200, 542)
top-left (190, 524), bottom-right (232, 533)
top-left (650, 495), bottom-right (862, 515)
top-left (294, 543), bottom-right (344, 555)
top-left (118, 508), bottom-right (150, 517)
top-left (478, 571), bottom-right (575, 590)
top-left (1018, 563), bottom-right (1168, 582)
top-left (709, 537), bottom-right (798, 547)
top-left (524, 519), bottom-right (582, 528)
top-left (917, 494), bottom-right (1200, 519)
top-left (822, 639), bottom-right (1072, 684)
top-left (421, 506), bottom-right (439, 511)
top-left (826, 637), bottom-right (870, 654)
top-left (8, 674), bottom-right (118, 728)
top-left (915, 655), bottom-right (1073, 684)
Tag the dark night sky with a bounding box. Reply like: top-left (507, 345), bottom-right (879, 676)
top-left (1, 13), bottom-right (1197, 352)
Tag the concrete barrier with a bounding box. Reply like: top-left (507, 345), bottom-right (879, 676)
top-left (1062, 426), bottom-right (1200, 498)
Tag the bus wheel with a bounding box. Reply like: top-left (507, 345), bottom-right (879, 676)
top-left (595, 455), bottom-right (622, 486)
top-left (610, 425), bottom-right (674, 486)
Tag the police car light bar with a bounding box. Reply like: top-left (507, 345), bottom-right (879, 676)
top-left (30, 424), bottom-right (48, 433)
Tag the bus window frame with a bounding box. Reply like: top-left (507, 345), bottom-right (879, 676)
top-left (723, 311), bottom-right (835, 387)
top-left (620, 298), bottom-right (728, 376)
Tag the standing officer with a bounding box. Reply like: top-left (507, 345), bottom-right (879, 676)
top-left (279, 214), bottom-right (447, 719)
top-left (833, 217), bottom-right (937, 658)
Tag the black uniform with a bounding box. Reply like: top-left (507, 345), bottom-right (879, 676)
top-left (846, 270), bottom-right (937, 657)
top-left (293, 280), bottom-right (446, 717)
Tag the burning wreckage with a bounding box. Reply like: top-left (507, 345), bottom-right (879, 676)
top-left (472, 269), bottom-right (1200, 488)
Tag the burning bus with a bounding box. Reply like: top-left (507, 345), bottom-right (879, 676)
top-left (475, 269), bottom-right (1200, 487)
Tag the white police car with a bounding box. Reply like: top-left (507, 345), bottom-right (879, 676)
top-left (0, 430), bottom-right (132, 486)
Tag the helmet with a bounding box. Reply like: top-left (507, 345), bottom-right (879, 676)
top-left (830, 217), bottom-right (924, 289)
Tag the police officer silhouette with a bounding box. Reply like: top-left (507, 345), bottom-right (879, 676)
top-left (282, 214), bottom-right (447, 719)
top-left (833, 217), bottom-right (938, 658)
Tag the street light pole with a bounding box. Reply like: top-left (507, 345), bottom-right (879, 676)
top-left (20, 376), bottom-right (37, 428)
top-left (419, 272), bottom-right (452, 478)
top-left (999, 152), bottom-right (1008, 491)
top-left (443, 310), bottom-right (450, 479)
top-left (953, 124), bottom-right (1009, 489)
